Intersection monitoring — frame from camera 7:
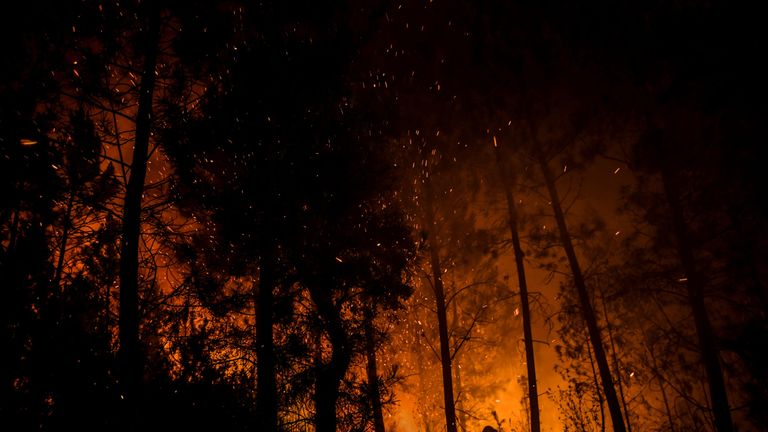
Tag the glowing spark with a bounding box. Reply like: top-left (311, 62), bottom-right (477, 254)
top-left (614, 230), bottom-right (621, 236)
top-left (335, 257), bottom-right (343, 263)
top-left (613, 167), bottom-right (621, 174)
top-left (678, 277), bottom-right (688, 282)
top-left (20, 138), bottom-right (38, 146)
top-left (514, 307), bottom-right (519, 316)
top-left (493, 135), bottom-right (498, 147)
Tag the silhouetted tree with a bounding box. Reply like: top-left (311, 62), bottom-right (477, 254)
top-left (162, 4), bottom-right (417, 432)
top-left (494, 137), bottom-right (541, 432)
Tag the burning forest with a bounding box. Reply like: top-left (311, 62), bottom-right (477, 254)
top-left (2, 1), bottom-right (766, 431)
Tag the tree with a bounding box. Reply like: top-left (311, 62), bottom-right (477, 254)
top-left (298, 201), bottom-right (414, 432)
top-left (0, 6), bottom-right (126, 427)
top-left (534, 143), bottom-right (626, 432)
top-left (0, 2), bottom-right (120, 427)
top-left (116, 4), bottom-right (162, 423)
top-left (363, 308), bottom-right (387, 432)
top-left (494, 137), bottom-right (541, 432)
top-left (60, 2), bottom-right (242, 427)
top-left (626, 118), bottom-right (741, 431)
top-left (421, 174), bottom-right (459, 432)
top-left (162, 4), bottom-right (417, 432)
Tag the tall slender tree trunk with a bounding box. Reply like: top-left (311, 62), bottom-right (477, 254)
top-left (659, 165), bottom-right (733, 432)
top-left (745, 253), bottom-right (768, 320)
top-left (727, 211), bottom-right (768, 319)
top-left (454, 358), bottom-right (466, 432)
top-left (414, 340), bottom-right (434, 432)
top-left (451, 301), bottom-right (467, 432)
top-left (599, 290), bottom-right (632, 432)
top-left (255, 244), bottom-right (278, 432)
top-left (364, 309), bottom-right (386, 432)
top-left (0, 208), bottom-right (19, 417)
top-left (536, 152), bottom-right (627, 432)
top-left (117, 6), bottom-right (161, 429)
top-left (659, 379), bottom-right (676, 432)
top-left (494, 140), bottom-right (541, 432)
top-left (586, 339), bottom-right (606, 432)
top-left (8, 209), bottom-right (19, 254)
top-left (645, 341), bottom-right (676, 432)
top-left (422, 179), bottom-right (458, 432)
top-left (53, 189), bottom-right (75, 290)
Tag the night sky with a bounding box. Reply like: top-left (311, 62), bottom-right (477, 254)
top-left (1, 1), bottom-right (766, 432)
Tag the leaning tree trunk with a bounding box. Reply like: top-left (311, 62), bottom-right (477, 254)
top-left (422, 179), bottom-right (458, 432)
top-left (364, 308), bottom-right (387, 432)
top-left (536, 151), bottom-right (627, 432)
top-left (494, 140), bottom-right (541, 432)
top-left (586, 340), bottom-right (606, 432)
top-left (599, 289), bottom-right (632, 432)
top-left (117, 6), bottom-right (161, 429)
top-left (659, 164), bottom-right (733, 432)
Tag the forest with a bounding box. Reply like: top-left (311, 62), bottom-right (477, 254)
top-left (1, 1), bottom-right (766, 431)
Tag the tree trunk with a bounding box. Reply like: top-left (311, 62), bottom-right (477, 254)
top-left (659, 378), bottom-right (676, 432)
top-left (659, 165), bottom-right (733, 432)
top-left (645, 341), bottom-right (676, 432)
top-left (117, 6), bottom-right (161, 429)
top-left (599, 290), bottom-right (632, 432)
top-left (727, 211), bottom-right (768, 319)
top-left (415, 340), bottom-right (434, 432)
top-left (422, 179), bottom-right (458, 432)
top-left (537, 152), bottom-right (627, 432)
top-left (586, 339), bottom-right (606, 432)
top-left (309, 284), bottom-right (352, 432)
top-left (494, 141), bottom-right (541, 432)
top-left (452, 302), bottom-right (467, 432)
top-left (255, 244), bottom-right (278, 432)
top-left (8, 209), bottom-right (19, 254)
top-left (315, 362), bottom-right (344, 432)
top-left (53, 189), bottom-right (75, 290)
top-left (364, 309), bottom-right (386, 432)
